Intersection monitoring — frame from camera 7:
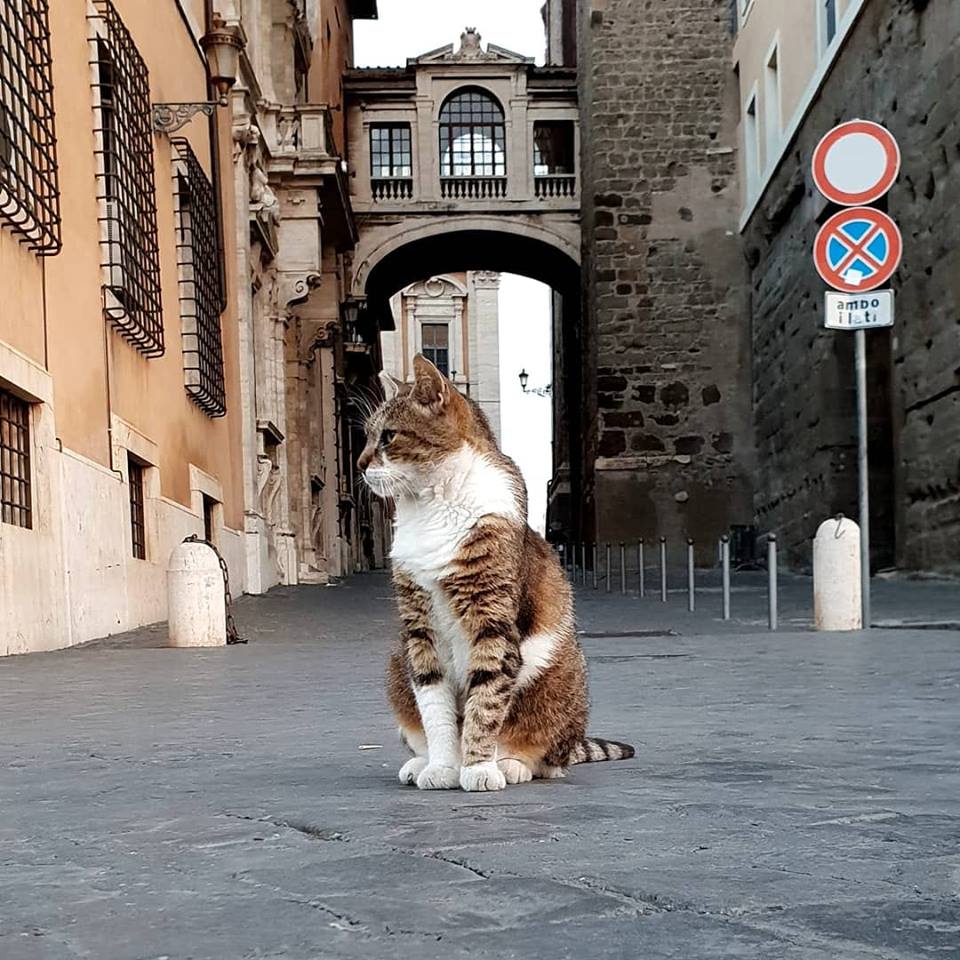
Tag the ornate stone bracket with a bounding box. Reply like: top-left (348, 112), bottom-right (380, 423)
top-left (279, 272), bottom-right (322, 310)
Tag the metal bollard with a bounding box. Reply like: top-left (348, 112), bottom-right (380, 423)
top-left (605, 543), bottom-right (612, 593)
top-left (638, 539), bottom-right (645, 597)
top-left (767, 534), bottom-right (778, 630)
top-left (619, 542), bottom-right (626, 594)
top-left (580, 543), bottom-right (587, 586)
top-left (589, 543), bottom-right (596, 589)
top-left (572, 543), bottom-right (580, 584)
top-left (687, 539), bottom-right (696, 613)
top-left (721, 534), bottom-right (731, 621)
top-left (659, 537), bottom-right (667, 603)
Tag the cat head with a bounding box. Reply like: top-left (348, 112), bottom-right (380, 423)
top-left (358, 354), bottom-right (496, 500)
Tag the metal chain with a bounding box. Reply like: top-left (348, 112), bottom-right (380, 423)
top-left (183, 535), bottom-right (247, 644)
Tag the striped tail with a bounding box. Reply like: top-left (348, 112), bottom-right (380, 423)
top-left (569, 737), bottom-right (635, 765)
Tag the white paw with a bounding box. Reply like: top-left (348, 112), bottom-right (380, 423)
top-left (460, 761), bottom-right (507, 792)
top-left (537, 764), bottom-right (566, 779)
top-left (416, 763), bottom-right (461, 790)
top-left (398, 756), bottom-right (428, 785)
top-left (497, 758), bottom-right (533, 784)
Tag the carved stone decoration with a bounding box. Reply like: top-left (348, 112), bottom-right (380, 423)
top-left (232, 121), bottom-right (260, 164)
top-left (279, 272), bottom-right (322, 310)
top-left (472, 270), bottom-right (501, 288)
top-left (457, 27), bottom-right (484, 59)
top-left (250, 164), bottom-right (281, 225)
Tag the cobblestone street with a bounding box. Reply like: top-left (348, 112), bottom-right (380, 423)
top-left (2, 574), bottom-right (959, 959)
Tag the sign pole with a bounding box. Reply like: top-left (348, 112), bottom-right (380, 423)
top-left (855, 328), bottom-right (871, 629)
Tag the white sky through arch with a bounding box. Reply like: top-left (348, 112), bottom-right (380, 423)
top-left (355, 2), bottom-right (556, 533)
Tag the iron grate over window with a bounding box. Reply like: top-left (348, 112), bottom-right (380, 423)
top-left (89, 0), bottom-right (164, 358)
top-left (0, 0), bottom-right (61, 253)
top-left (171, 138), bottom-right (227, 418)
top-left (0, 387), bottom-right (31, 529)
top-left (128, 455), bottom-right (146, 560)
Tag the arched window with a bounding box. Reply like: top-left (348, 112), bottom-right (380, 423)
top-left (439, 88), bottom-right (506, 178)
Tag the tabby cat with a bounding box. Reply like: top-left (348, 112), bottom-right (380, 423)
top-left (358, 355), bottom-right (634, 792)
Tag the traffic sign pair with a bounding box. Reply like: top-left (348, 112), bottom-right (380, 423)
top-left (811, 120), bottom-right (901, 295)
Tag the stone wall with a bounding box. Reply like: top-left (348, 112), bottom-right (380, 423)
top-left (579, 0), bottom-right (754, 558)
top-left (745, 0), bottom-right (960, 575)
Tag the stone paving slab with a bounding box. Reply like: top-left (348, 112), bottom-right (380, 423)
top-left (2, 574), bottom-right (959, 959)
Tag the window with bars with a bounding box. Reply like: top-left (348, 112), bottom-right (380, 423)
top-left (421, 323), bottom-right (449, 377)
top-left (370, 124), bottom-right (411, 178)
top-left (0, 387), bottom-right (31, 529)
top-left (0, 0), bottom-right (61, 254)
top-left (89, 0), bottom-right (164, 358)
top-left (439, 89), bottom-right (506, 177)
top-left (127, 455), bottom-right (146, 560)
top-left (172, 138), bottom-right (227, 418)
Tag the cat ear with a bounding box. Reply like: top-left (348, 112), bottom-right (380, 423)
top-left (412, 354), bottom-right (448, 412)
top-left (378, 371), bottom-right (402, 401)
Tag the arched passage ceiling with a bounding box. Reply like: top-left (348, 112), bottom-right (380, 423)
top-left (361, 228), bottom-right (580, 328)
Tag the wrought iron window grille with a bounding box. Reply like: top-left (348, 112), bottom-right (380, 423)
top-left (89, 0), bottom-right (164, 357)
top-left (172, 137), bottom-right (227, 418)
top-left (0, 387), bottom-right (32, 529)
top-left (0, 0), bottom-right (61, 254)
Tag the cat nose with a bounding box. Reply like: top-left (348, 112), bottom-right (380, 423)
top-left (358, 449), bottom-right (374, 472)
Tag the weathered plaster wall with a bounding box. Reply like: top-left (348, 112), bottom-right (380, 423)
top-left (745, 0), bottom-right (960, 574)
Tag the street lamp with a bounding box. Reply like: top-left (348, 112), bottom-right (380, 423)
top-left (153, 16), bottom-right (244, 133)
top-left (518, 369), bottom-right (552, 397)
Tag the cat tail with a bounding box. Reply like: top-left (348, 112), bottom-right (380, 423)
top-left (568, 737), bottom-right (635, 765)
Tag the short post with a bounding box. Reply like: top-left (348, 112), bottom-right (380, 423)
top-left (167, 540), bottom-right (227, 648)
top-left (659, 537), bottom-right (667, 603)
top-left (619, 542), bottom-right (626, 594)
top-left (721, 534), bottom-right (731, 621)
top-left (562, 541), bottom-right (569, 572)
top-left (592, 543), bottom-right (598, 590)
top-left (605, 543), bottom-right (612, 593)
top-left (767, 534), bottom-right (778, 631)
top-left (637, 539), bottom-right (645, 597)
top-left (572, 543), bottom-right (580, 584)
top-left (581, 543), bottom-right (587, 586)
top-left (813, 515), bottom-right (862, 630)
top-left (687, 538), bottom-right (695, 613)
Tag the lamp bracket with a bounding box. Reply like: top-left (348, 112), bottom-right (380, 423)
top-left (153, 101), bottom-right (219, 134)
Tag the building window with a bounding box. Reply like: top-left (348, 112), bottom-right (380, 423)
top-left (533, 121), bottom-right (575, 175)
top-left (89, 0), bottom-right (164, 358)
top-left (202, 494), bottom-right (220, 545)
top-left (764, 45), bottom-right (781, 168)
top-left (743, 93), bottom-right (760, 201)
top-left (0, 387), bottom-right (31, 529)
top-left (370, 124), bottom-right (412, 178)
top-left (421, 323), bottom-right (449, 377)
top-left (128, 455), bottom-right (146, 560)
top-left (439, 88), bottom-right (506, 178)
top-left (172, 138), bottom-right (227, 418)
top-left (0, 0), bottom-right (61, 254)
top-left (823, 0), bottom-right (838, 50)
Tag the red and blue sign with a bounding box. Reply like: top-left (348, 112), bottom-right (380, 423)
top-left (813, 207), bottom-right (902, 294)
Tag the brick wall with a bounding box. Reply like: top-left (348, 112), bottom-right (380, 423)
top-left (745, 0), bottom-right (960, 575)
top-left (579, 0), bottom-right (753, 559)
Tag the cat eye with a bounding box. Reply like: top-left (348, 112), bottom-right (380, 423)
top-left (380, 429), bottom-right (396, 446)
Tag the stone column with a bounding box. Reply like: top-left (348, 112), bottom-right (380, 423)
top-left (470, 272), bottom-right (502, 443)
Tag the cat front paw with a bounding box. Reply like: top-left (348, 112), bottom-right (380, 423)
top-left (398, 756), bottom-right (428, 785)
top-left (497, 758), bottom-right (533, 784)
top-left (460, 761), bottom-right (507, 792)
top-left (416, 763), bottom-right (461, 790)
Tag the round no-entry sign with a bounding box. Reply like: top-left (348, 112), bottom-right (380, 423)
top-left (812, 120), bottom-right (901, 206)
top-left (813, 207), bottom-right (902, 293)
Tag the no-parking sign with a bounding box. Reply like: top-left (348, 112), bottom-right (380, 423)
top-left (813, 207), bottom-right (902, 294)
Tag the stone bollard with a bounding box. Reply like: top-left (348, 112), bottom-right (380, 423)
top-left (813, 516), bottom-right (863, 630)
top-left (167, 539), bottom-right (227, 647)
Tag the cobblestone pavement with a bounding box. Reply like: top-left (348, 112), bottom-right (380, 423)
top-left (2, 573), bottom-right (959, 959)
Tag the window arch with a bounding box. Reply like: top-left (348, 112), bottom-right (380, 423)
top-left (439, 88), bottom-right (506, 178)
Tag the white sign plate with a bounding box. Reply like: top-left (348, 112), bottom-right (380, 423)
top-left (824, 290), bottom-right (894, 330)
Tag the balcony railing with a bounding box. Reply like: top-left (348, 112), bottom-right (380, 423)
top-left (535, 174), bottom-right (577, 199)
top-left (440, 177), bottom-right (507, 200)
top-left (372, 178), bottom-right (413, 201)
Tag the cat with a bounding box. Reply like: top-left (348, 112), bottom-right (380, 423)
top-left (358, 354), bottom-right (634, 792)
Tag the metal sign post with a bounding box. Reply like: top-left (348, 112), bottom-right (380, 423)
top-left (811, 119), bottom-right (902, 631)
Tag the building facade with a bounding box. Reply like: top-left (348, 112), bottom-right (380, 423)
top-left (734, 0), bottom-right (960, 575)
top-left (571, 0), bottom-right (755, 558)
top-left (1, 0), bottom-right (382, 656)
top-left (382, 272), bottom-right (502, 441)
